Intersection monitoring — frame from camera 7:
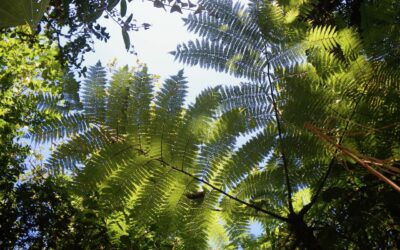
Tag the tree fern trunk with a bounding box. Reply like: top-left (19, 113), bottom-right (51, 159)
top-left (289, 214), bottom-right (322, 249)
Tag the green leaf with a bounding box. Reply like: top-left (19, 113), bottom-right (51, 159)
top-left (120, 0), bottom-right (127, 17)
top-left (122, 29), bottom-right (130, 51)
top-left (0, 0), bottom-right (50, 31)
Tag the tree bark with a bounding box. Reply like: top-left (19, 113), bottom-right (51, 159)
top-left (289, 213), bottom-right (322, 250)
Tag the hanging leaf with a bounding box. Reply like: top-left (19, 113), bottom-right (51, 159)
top-left (107, 0), bottom-right (120, 11)
top-left (187, 0), bottom-right (196, 8)
top-left (85, 9), bottom-right (103, 23)
top-left (170, 4), bottom-right (182, 14)
top-left (153, 0), bottom-right (165, 9)
top-left (0, 0), bottom-right (50, 31)
top-left (125, 13), bottom-right (133, 24)
top-left (122, 29), bottom-right (130, 51)
top-left (120, 0), bottom-right (127, 17)
top-left (143, 23), bottom-right (151, 30)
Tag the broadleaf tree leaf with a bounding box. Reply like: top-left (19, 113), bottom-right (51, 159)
top-left (120, 0), bottom-right (127, 17)
top-left (122, 29), bottom-right (130, 51)
top-left (126, 13), bottom-right (133, 24)
top-left (153, 0), bottom-right (165, 9)
top-left (0, 0), bottom-right (50, 31)
top-left (143, 22), bottom-right (151, 30)
top-left (86, 9), bottom-right (103, 23)
top-left (107, 0), bottom-right (120, 11)
top-left (170, 4), bottom-right (182, 13)
top-left (188, 0), bottom-right (196, 8)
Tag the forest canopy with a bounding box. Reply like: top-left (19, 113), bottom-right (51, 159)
top-left (0, 0), bottom-right (399, 249)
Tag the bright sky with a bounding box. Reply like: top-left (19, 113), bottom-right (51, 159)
top-left (84, 0), bottom-right (245, 104)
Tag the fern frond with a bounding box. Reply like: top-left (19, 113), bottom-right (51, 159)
top-left (34, 92), bottom-right (68, 114)
top-left (168, 87), bottom-right (223, 176)
top-left (268, 25), bottom-right (338, 69)
top-left (75, 140), bottom-right (136, 190)
top-left (130, 167), bottom-right (178, 224)
top-left (30, 113), bottom-right (89, 144)
top-left (220, 83), bottom-right (269, 111)
top-left (179, 189), bottom-right (220, 249)
top-left (307, 25), bottom-right (338, 50)
top-left (227, 167), bottom-right (286, 217)
top-left (45, 126), bottom-right (112, 173)
top-left (99, 153), bottom-right (155, 206)
top-left (220, 83), bottom-right (274, 130)
top-left (62, 72), bottom-right (82, 110)
top-left (186, 0), bottom-right (265, 53)
top-left (150, 70), bottom-right (188, 162)
top-left (81, 61), bottom-right (107, 123)
top-left (196, 109), bottom-right (248, 183)
top-left (173, 39), bottom-right (266, 82)
top-left (126, 66), bottom-right (154, 148)
top-left (106, 66), bottom-right (131, 136)
top-left (257, 0), bottom-right (288, 45)
top-left (221, 127), bottom-right (277, 188)
top-left (175, 0), bottom-right (268, 83)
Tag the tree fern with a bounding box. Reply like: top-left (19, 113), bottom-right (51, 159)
top-left (32, 0), bottom-right (400, 247)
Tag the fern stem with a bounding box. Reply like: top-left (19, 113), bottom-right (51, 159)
top-left (301, 69), bottom-right (375, 215)
top-left (157, 157), bottom-right (289, 222)
top-left (306, 123), bottom-right (400, 192)
top-left (299, 103), bottom-right (353, 217)
top-left (133, 145), bottom-right (288, 221)
top-left (267, 62), bottom-right (294, 214)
